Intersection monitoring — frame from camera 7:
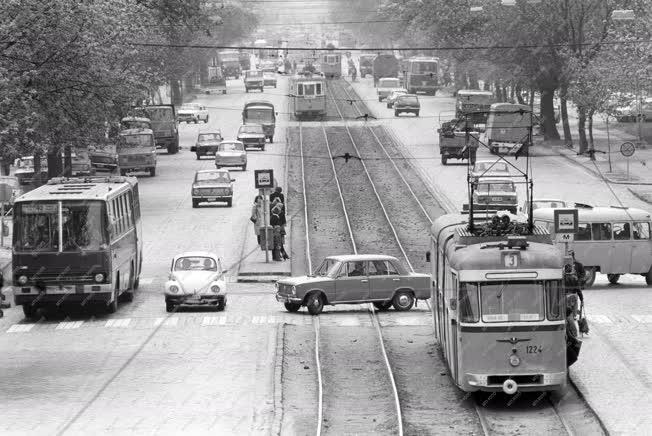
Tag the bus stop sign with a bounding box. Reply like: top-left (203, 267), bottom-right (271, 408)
top-left (554, 208), bottom-right (578, 242)
top-left (254, 169), bottom-right (274, 190)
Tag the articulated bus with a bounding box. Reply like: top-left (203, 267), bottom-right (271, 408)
top-left (429, 214), bottom-right (568, 394)
top-left (405, 57), bottom-right (439, 95)
top-left (12, 176), bottom-right (143, 318)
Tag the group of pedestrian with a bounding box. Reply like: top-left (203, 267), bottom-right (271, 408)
top-left (250, 186), bottom-right (289, 262)
top-left (565, 250), bottom-right (589, 367)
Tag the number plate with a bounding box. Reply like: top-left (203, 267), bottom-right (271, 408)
top-left (526, 345), bottom-right (543, 354)
top-left (206, 197), bottom-right (216, 202)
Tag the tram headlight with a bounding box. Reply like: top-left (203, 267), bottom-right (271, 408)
top-left (17, 275), bottom-right (28, 285)
top-left (509, 354), bottom-right (521, 367)
top-left (94, 273), bottom-right (105, 283)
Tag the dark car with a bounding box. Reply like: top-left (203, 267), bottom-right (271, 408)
top-left (394, 94), bottom-right (420, 117)
top-left (237, 123), bottom-right (266, 151)
top-left (192, 131), bottom-right (223, 159)
top-left (191, 169), bottom-right (235, 208)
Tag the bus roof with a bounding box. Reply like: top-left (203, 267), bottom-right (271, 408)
top-left (489, 102), bottom-right (531, 113)
top-left (14, 176), bottom-right (137, 203)
top-left (533, 206), bottom-right (651, 222)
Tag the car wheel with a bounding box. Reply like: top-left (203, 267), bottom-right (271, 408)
top-left (284, 302), bottom-right (301, 312)
top-left (378, 97), bottom-right (382, 102)
top-left (217, 298), bottom-right (226, 311)
top-left (387, 103), bottom-right (391, 109)
top-left (373, 301), bottom-right (392, 311)
top-left (246, 89), bottom-right (249, 93)
top-left (165, 301), bottom-right (175, 313)
top-left (306, 293), bottom-right (324, 315)
top-left (22, 304), bottom-right (38, 320)
top-left (415, 111), bottom-right (420, 117)
top-left (392, 291), bottom-right (414, 311)
top-left (149, 167), bottom-right (156, 177)
top-left (106, 290), bottom-right (118, 314)
top-left (583, 267), bottom-right (596, 288)
top-left (607, 274), bottom-right (620, 285)
top-left (192, 199), bottom-right (199, 208)
top-left (242, 163), bottom-right (247, 171)
top-left (194, 119), bottom-right (198, 124)
top-left (120, 290), bottom-right (134, 302)
top-left (270, 136), bottom-right (273, 143)
top-left (646, 268), bottom-right (652, 286)
top-left (394, 110), bottom-right (399, 117)
top-left (441, 155), bottom-right (448, 165)
top-left (261, 145), bottom-right (266, 151)
top-left (205, 115), bottom-right (209, 123)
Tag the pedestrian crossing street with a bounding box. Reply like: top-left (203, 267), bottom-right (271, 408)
top-left (5, 312), bottom-right (652, 334)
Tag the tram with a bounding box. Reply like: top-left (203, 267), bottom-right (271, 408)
top-left (321, 52), bottom-right (342, 79)
top-left (429, 214), bottom-right (568, 394)
top-left (290, 73), bottom-right (327, 119)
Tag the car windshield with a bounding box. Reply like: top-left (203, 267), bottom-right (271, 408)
top-left (477, 182), bottom-right (515, 192)
top-left (475, 162), bottom-right (508, 173)
top-left (479, 282), bottom-right (545, 322)
top-left (119, 134), bottom-right (152, 149)
top-left (196, 171), bottom-right (230, 183)
top-left (174, 256), bottom-right (218, 272)
top-left (313, 258), bottom-right (341, 277)
top-left (14, 201), bottom-right (107, 252)
top-left (380, 79), bottom-right (400, 87)
top-left (239, 125), bottom-right (263, 134)
top-left (198, 133), bottom-right (222, 142)
top-left (218, 142), bottom-right (244, 152)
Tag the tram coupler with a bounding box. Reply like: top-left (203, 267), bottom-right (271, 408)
top-left (502, 379), bottom-right (518, 395)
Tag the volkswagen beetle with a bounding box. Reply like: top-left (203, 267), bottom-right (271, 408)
top-left (164, 252), bottom-right (227, 312)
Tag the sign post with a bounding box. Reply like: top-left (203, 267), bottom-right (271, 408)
top-left (554, 208), bottom-right (579, 256)
top-left (621, 141), bottom-right (635, 181)
top-left (254, 169), bottom-right (274, 263)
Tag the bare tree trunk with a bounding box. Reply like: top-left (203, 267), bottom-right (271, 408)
top-left (529, 88), bottom-right (535, 105)
top-left (454, 64), bottom-right (466, 90)
top-left (502, 85), bottom-right (508, 103)
top-left (515, 84), bottom-right (525, 104)
top-left (510, 85), bottom-right (515, 103)
top-left (494, 80), bottom-right (502, 102)
top-left (47, 146), bottom-right (63, 181)
top-left (541, 87), bottom-right (561, 141)
top-left (468, 70), bottom-right (479, 89)
top-left (588, 109), bottom-right (595, 160)
top-left (171, 79), bottom-right (182, 107)
top-left (63, 144), bottom-right (73, 177)
top-left (560, 83), bottom-right (573, 146)
top-left (577, 106), bottom-right (589, 154)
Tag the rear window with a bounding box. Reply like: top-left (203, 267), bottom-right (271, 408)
top-left (477, 182), bottom-right (515, 192)
top-left (218, 142), bottom-right (244, 152)
top-left (398, 96), bottom-right (419, 105)
top-left (198, 133), bottom-right (222, 142)
top-left (239, 125), bottom-right (263, 134)
top-left (380, 79), bottom-right (400, 87)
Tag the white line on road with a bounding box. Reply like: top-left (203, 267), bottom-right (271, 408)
top-left (153, 317), bottom-right (178, 327)
top-left (105, 318), bottom-right (131, 328)
top-left (7, 324), bottom-right (34, 333)
top-left (632, 315), bottom-right (652, 323)
top-left (56, 321), bottom-right (84, 330)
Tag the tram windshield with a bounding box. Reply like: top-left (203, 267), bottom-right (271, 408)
top-left (458, 280), bottom-right (563, 322)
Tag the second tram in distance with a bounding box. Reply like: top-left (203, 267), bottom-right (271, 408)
top-left (321, 52), bottom-right (342, 79)
top-left (429, 214), bottom-right (568, 395)
top-left (289, 74), bottom-right (327, 120)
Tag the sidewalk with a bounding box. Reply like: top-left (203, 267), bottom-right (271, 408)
top-left (236, 220), bottom-right (291, 283)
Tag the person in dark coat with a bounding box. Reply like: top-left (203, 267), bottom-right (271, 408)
top-left (564, 250), bottom-right (588, 334)
top-left (269, 187), bottom-right (284, 208)
top-left (270, 203), bottom-right (289, 261)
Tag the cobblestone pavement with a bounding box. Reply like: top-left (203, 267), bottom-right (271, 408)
top-left (348, 76), bottom-right (652, 435)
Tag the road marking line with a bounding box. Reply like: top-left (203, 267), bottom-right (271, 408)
top-left (105, 318), bottom-right (131, 328)
top-left (56, 321), bottom-right (84, 330)
top-left (202, 316), bottom-right (226, 326)
top-left (139, 278), bottom-right (154, 285)
top-left (632, 315), bottom-right (652, 323)
top-left (154, 317), bottom-right (178, 327)
top-left (7, 324), bottom-right (34, 333)
top-left (588, 314), bottom-right (612, 324)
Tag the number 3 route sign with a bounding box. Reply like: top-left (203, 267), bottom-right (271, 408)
top-left (254, 169), bottom-right (274, 189)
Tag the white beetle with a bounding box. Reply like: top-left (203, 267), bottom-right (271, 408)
top-left (164, 251), bottom-right (227, 312)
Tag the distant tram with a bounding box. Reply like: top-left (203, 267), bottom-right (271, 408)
top-left (405, 56), bottom-right (440, 95)
top-left (429, 214), bottom-right (568, 394)
top-left (290, 74), bottom-right (327, 120)
top-left (321, 51), bottom-right (342, 79)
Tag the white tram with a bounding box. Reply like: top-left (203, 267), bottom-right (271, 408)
top-left (429, 214), bottom-right (568, 394)
top-left (321, 52), bottom-right (342, 79)
top-left (289, 74), bottom-right (327, 120)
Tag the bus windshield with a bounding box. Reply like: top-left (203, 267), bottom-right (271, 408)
top-left (412, 62), bottom-right (438, 74)
top-left (15, 201), bottom-right (107, 252)
top-left (245, 108), bottom-right (273, 123)
top-left (119, 134), bottom-right (153, 149)
top-left (480, 281), bottom-right (545, 322)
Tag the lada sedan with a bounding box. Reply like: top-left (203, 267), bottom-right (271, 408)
top-left (177, 103), bottom-right (209, 123)
top-left (164, 252), bottom-right (227, 312)
top-left (215, 141), bottom-right (247, 170)
top-left (237, 123), bottom-right (266, 151)
top-left (191, 169), bottom-right (235, 208)
top-left (394, 94), bottom-right (420, 117)
top-left (472, 177), bottom-right (518, 214)
top-left (275, 254), bottom-right (430, 315)
top-left (193, 131), bottom-right (223, 159)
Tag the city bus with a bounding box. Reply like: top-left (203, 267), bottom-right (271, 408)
top-left (533, 206), bottom-right (652, 286)
top-left (404, 56), bottom-right (439, 95)
top-left (12, 176), bottom-right (143, 318)
top-left (486, 103), bottom-right (533, 155)
top-left (429, 213), bottom-right (568, 394)
top-left (118, 128), bottom-right (157, 177)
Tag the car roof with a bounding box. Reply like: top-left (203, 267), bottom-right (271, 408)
top-left (173, 252), bottom-right (218, 261)
top-left (325, 254), bottom-right (399, 262)
top-left (199, 130), bottom-right (221, 135)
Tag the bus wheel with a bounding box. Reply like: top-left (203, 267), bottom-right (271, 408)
top-left (284, 302), bottom-right (301, 312)
top-left (392, 291), bottom-right (414, 311)
top-left (607, 274), bottom-right (620, 285)
top-left (583, 267), bottom-right (596, 287)
top-left (441, 155), bottom-right (448, 165)
top-left (120, 290), bottom-right (134, 302)
top-left (373, 301), bottom-right (392, 311)
top-left (306, 293), bottom-right (324, 315)
top-left (22, 304), bottom-right (38, 320)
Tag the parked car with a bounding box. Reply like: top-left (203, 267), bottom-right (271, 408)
top-left (69, 150), bottom-right (95, 176)
top-left (377, 77), bottom-right (402, 101)
top-left (260, 61), bottom-right (277, 73)
top-left (263, 72), bottom-right (277, 88)
top-left (215, 141), bottom-right (247, 170)
top-left (394, 94), bottom-right (420, 117)
top-left (177, 103), bottom-right (209, 124)
top-left (164, 252), bottom-right (227, 312)
top-left (237, 123), bottom-right (266, 151)
top-left (192, 131), bottom-right (223, 159)
top-left (191, 169), bottom-right (235, 208)
top-left (275, 254), bottom-right (430, 315)
top-left (386, 89), bottom-right (408, 108)
top-left (472, 177), bottom-right (518, 214)
top-left (89, 143), bottom-right (119, 172)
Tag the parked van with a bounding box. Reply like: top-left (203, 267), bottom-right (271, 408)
top-left (533, 206), bottom-right (652, 286)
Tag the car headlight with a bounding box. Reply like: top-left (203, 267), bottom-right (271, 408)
top-left (210, 285), bottom-right (220, 293)
top-left (94, 273), bottom-right (105, 283)
top-left (17, 275), bottom-right (28, 285)
top-left (192, 188), bottom-right (199, 195)
top-left (169, 285), bottom-right (179, 293)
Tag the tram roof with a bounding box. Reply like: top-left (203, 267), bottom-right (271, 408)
top-left (448, 241), bottom-right (564, 272)
top-left (533, 206), bottom-right (651, 222)
top-left (15, 176), bottom-right (136, 203)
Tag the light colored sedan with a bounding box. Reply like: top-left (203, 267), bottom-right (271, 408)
top-left (386, 89), bottom-right (407, 108)
top-left (164, 252), bottom-right (227, 312)
top-left (215, 141), bottom-right (247, 170)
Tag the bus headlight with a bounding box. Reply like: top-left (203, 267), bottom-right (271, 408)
top-left (17, 275), bottom-right (28, 285)
top-left (169, 285), bottom-right (179, 293)
top-left (509, 354), bottom-right (521, 367)
top-left (210, 285), bottom-right (220, 293)
top-left (94, 273), bottom-right (105, 283)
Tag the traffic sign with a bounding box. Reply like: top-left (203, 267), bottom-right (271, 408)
top-left (620, 141), bottom-right (635, 157)
top-left (254, 169), bottom-right (274, 189)
top-left (555, 233), bottom-right (575, 243)
top-left (554, 209), bottom-right (579, 234)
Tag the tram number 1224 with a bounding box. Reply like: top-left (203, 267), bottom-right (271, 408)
top-left (526, 345), bottom-right (543, 354)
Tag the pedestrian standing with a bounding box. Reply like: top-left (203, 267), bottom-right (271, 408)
top-left (250, 195), bottom-right (265, 245)
top-left (269, 186), bottom-right (285, 208)
top-left (270, 203), bottom-right (289, 261)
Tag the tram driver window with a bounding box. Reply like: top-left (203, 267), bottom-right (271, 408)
top-left (591, 223), bottom-right (611, 240)
top-left (575, 223), bottom-right (591, 241)
top-left (633, 222), bottom-right (651, 240)
top-left (458, 283), bottom-right (479, 322)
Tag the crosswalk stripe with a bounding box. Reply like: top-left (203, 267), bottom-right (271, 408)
top-left (139, 278), bottom-right (154, 285)
top-left (7, 324), bottom-right (34, 333)
top-left (632, 315), bottom-right (652, 323)
top-left (153, 317), bottom-right (178, 327)
top-left (338, 316), bottom-right (361, 326)
top-left (588, 314), bottom-right (612, 324)
top-left (105, 318), bottom-right (131, 328)
top-left (56, 321), bottom-right (84, 330)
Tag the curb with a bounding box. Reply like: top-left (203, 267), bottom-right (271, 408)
top-left (271, 323), bottom-right (286, 436)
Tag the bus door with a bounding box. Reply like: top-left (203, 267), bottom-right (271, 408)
top-left (630, 221), bottom-right (652, 273)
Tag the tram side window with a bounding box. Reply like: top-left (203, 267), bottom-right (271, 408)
top-left (633, 222), bottom-right (651, 239)
top-left (316, 83), bottom-right (322, 95)
top-left (591, 223), bottom-right (611, 240)
top-left (545, 280), bottom-right (563, 321)
top-left (458, 283), bottom-right (479, 322)
top-left (613, 222), bottom-right (631, 240)
top-left (576, 223), bottom-right (592, 241)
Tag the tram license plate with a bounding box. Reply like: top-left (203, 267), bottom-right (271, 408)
top-left (526, 345), bottom-right (543, 354)
top-left (206, 197), bottom-right (216, 202)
